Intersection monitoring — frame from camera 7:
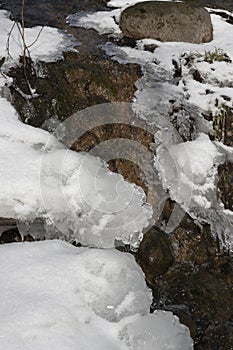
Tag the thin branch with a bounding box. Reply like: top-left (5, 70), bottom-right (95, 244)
top-left (5, 21), bottom-right (16, 59)
top-left (27, 26), bottom-right (45, 48)
top-left (21, 0), bottom-right (27, 67)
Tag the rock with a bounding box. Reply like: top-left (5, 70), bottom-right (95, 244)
top-left (120, 1), bottom-right (213, 43)
top-left (0, 217), bottom-right (16, 226)
top-left (71, 120), bottom-right (154, 196)
top-left (0, 228), bottom-right (22, 244)
top-left (135, 226), bottom-right (174, 282)
top-left (9, 51), bottom-right (141, 128)
top-left (23, 234), bottom-right (35, 242)
top-left (0, 217), bottom-right (17, 237)
top-left (224, 106), bottom-right (233, 147)
top-left (218, 161), bottom-right (233, 211)
top-left (148, 210), bottom-right (233, 349)
top-left (200, 322), bottom-right (233, 350)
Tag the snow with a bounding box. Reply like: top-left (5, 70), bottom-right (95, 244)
top-left (107, 0), bottom-right (180, 8)
top-left (0, 10), bottom-right (74, 71)
top-left (155, 133), bottom-right (223, 209)
top-left (0, 96), bottom-right (152, 248)
top-left (67, 1), bottom-right (233, 249)
top-left (68, 1), bottom-right (233, 115)
top-left (0, 240), bottom-right (194, 350)
top-left (67, 9), bottom-right (122, 36)
top-left (0, 8), bottom-right (153, 249)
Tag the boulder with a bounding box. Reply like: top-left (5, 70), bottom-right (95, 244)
top-left (120, 1), bottom-right (213, 43)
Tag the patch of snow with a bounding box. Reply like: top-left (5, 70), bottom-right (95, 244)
top-left (155, 133), bottom-right (223, 209)
top-left (67, 10), bottom-right (122, 36)
top-left (107, 0), bottom-right (181, 8)
top-left (0, 240), bottom-right (194, 350)
top-left (0, 10), bottom-right (74, 71)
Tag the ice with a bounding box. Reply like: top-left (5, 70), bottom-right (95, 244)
top-left (0, 96), bottom-right (152, 248)
top-left (155, 133), bottom-right (233, 249)
top-left (155, 133), bottom-right (223, 209)
top-left (120, 311), bottom-right (193, 350)
top-left (0, 240), bottom-right (193, 350)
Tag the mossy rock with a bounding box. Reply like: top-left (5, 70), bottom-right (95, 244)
top-left (9, 51), bottom-right (141, 127)
top-left (120, 1), bottom-right (213, 43)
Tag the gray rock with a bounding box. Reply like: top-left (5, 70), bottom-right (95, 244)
top-left (120, 1), bottom-right (213, 43)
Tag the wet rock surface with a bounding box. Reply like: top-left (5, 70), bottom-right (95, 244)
top-left (120, 2), bottom-right (213, 43)
top-left (218, 161), bottom-right (233, 211)
top-left (140, 208), bottom-right (233, 349)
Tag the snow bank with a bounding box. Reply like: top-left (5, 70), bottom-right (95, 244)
top-left (0, 240), bottom-right (193, 350)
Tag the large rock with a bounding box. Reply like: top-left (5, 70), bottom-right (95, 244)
top-left (9, 51), bottom-right (141, 128)
top-left (120, 1), bottom-right (213, 43)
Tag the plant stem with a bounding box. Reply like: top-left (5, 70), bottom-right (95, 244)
top-left (21, 0), bottom-right (27, 67)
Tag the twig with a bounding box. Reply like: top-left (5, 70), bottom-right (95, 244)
top-left (21, 0), bottom-right (27, 67)
top-left (27, 26), bottom-right (45, 48)
top-left (5, 21), bottom-right (16, 59)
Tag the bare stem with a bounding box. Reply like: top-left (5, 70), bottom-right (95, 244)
top-left (21, 0), bottom-right (27, 67)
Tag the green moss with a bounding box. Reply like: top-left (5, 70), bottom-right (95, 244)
top-left (181, 48), bottom-right (232, 65)
top-left (204, 48), bottom-right (232, 64)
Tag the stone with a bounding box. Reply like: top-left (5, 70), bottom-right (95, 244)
top-left (0, 217), bottom-right (17, 236)
top-left (0, 228), bottom-right (21, 244)
top-left (135, 226), bottom-right (174, 282)
top-left (120, 1), bottom-right (213, 43)
top-left (149, 211), bottom-right (233, 349)
top-left (218, 161), bottom-right (233, 211)
top-left (9, 51), bottom-right (141, 128)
